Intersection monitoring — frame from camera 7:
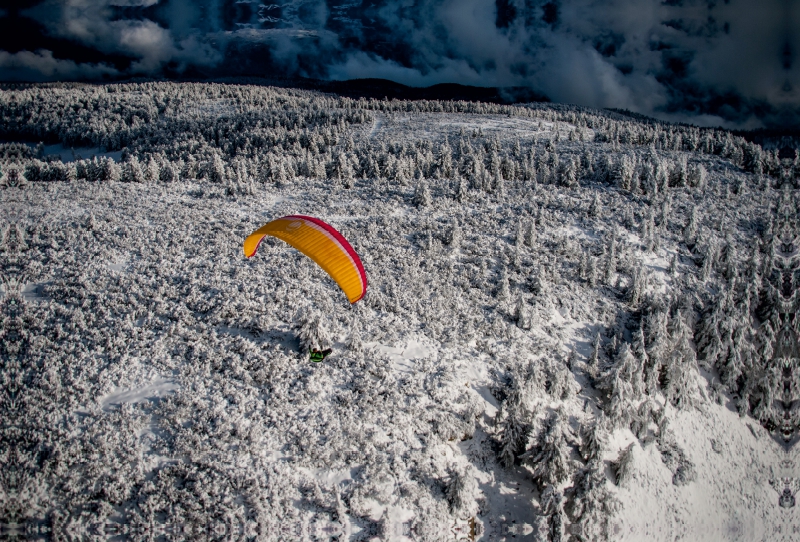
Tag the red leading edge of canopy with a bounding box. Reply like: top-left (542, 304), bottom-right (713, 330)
top-left (287, 215), bottom-right (368, 302)
top-left (248, 235), bottom-right (265, 258)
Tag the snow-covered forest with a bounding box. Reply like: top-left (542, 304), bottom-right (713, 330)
top-left (1, 82), bottom-right (799, 541)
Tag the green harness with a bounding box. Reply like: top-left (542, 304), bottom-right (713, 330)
top-left (309, 348), bottom-right (331, 362)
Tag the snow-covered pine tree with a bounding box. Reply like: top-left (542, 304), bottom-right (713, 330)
top-left (659, 193), bottom-right (672, 229)
top-left (588, 332), bottom-right (604, 377)
top-left (494, 172), bottom-right (506, 198)
top-left (515, 220), bottom-right (526, 249)
top-left (630, 396), bottom-right (658, 442)
top-left (644, 308), bottom-right (668, 395)
top-left (578, 416), bottom-right (607, 462)
top-left (664, 308), bottom-right (702, 409)
top-left (446, 219), bottom-right (462, 249)
top-left (514, 295), bottom-right (529, 329)
top-left (539, 485), bottom-right (567, 542)
top-left (699, 241), bottom-right (716, 282)
top-left (525, 220), bottom-right (537, 248)
top-left (631, 328), bottom-right (649, 397)
top-left (615, 154), bottom-right (635, 191)
top-left (438, 139), bottom-right (454, 179)
top-left (611, 442), bottom-right (636, 486)
top-left (209, 152), bottom-right (226, 183)
top-left (566, 459), bottom-right (620, 542)
top-left (338, 152), bottom-right (355, 188)
top-left (750, 354), bottom-right (782, 425)
top-left (294, 307), bottom-right (331, 352)
top-left (496, 266), bottom-right (511, 302)
top-left (546, 356), bottom-right (574, 400)
top-left (561, 157), bottom-right (578, 188)
top-left (121, 156), bottom-right (144, 183)
top-left (603, 233), bottom-right (617, 285)
top-left (445, 465), bottom-right (478, 516)
top-left (589, 193), bottom-right (601, 218)
top-left (496, 402), bottom-right (532, 468)
top-left (159, 161), bottom-right (176, 182)
top-left (413, 178), bottom-right (431, 207)
top-left (684, 206), bottom-right (698, 247)
top-left (100, 157), bottom-right (121, 182)
top-left (144, 157), bottom-right (160, 182)
top-left (581, 149), bottom-right (594, 178)
top-left (647, 208), bottom-right (658, 252)
top-left (688, 163), bottom-right (706, 190)
top-left (719, 239), bottom-right (739, 284)
top-left (347, 314), bottom-right (363, 353)
top-left (628, 265), bottom-right (646, 307)
top-left (587, 256), bottom-right (598, 287)
top-left (578, 250), bottom-right (589, 281)
top-left (522, 406), bottom-right (577, 488)
top-left (599, 342), bottom-right (645, 428)
top-left (454, 175), bottom-right (468, 203)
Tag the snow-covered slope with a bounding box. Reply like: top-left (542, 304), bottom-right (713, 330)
top-left (0, 82), bottom-right (798, 541)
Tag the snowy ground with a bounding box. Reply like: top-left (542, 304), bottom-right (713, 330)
top-left (2, 178), bottom-right (793, 541)
top-left (615, 404), bottom-right (793, 542)
top-left (1, 82), bottom-right (797, 541)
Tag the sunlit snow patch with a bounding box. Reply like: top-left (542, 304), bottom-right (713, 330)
top-left (108, 260), bottom-right (127, 273)
top-left (367, 338), bottom-right (435, 373)
top-left (100, 378), bottom-right (179, 410)
top-left (614, 401), bottom-right (786, 542)
top-left (311, 466), bottom-right (355, 486)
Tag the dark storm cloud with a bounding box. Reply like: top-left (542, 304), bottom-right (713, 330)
top-left (0, 0), bottom-right (797, 128)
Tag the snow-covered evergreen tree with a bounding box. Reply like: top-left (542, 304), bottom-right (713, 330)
top-left (539, 485), bottom-right (567, 542)
top-left (603, 233), bottom-right (617, 285)
top-left (599, 342), bottom-right (645, 428)
top-left (454, 175), bottom-right (468, 203)
top-left (496, 401), bottom-right (532, 468)
top-left (121, 156), bottom-right (144, 183)
top-left (657, 431), bottom-right (697, 486)
top-left (611, 442), bottom-right (636, 486)
top-left (628, 265), bottom-right (646, 307)
top-left (294, 307), bottom-right (331, 352)
top-left (522, 407), bottom-right (577, 488)
top-left (445, 465), bottom-right (479, 516)
top-left (578, 416), bottom-right (607, 462)
top-left (566, 459), bottom-right (619, 542)
top-left (496, 266), bottom-right (511, 302)
top-left (514, 295), bottom-right (529, 329)
top-left (413, 178), bottom-right (432, 207)
top-left (589, 193), bottom-right (601, 218)
top-left (588, 332), bottom-right (604, 377)
top-left (346, 314), bottom-right (363, 353)
top-left (664, 309), bottom-right (703, 409)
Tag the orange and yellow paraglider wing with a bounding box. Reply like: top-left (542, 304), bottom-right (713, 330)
top-left (243, 215), bottom-right (367, 303)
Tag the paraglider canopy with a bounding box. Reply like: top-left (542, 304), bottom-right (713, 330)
top-left (244, 215), bottom-right (368, 303)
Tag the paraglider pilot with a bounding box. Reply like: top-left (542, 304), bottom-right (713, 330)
top-left (310, 347), bottom-right (332, 362)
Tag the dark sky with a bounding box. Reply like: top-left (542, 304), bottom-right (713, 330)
top-left (1, 0), bottom-right (797, 129)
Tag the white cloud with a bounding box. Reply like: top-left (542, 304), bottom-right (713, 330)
top-left (24, 0), bottom-right (219, 74)
top-left (0, 50), bottom-right (118, 81)
top-left (10, 0), bottom-right (797, 127)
